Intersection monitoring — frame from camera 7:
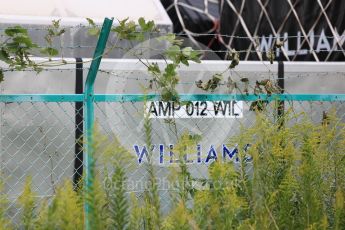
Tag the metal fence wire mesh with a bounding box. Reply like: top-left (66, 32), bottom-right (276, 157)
top-left (162, 0), bottom-right (345, 61)
top-left (0, 102), bottom-right (80, 222)
top-left (0, 54), bottom-right (344, 227)
top-left (1, 98), bottom-right (345, 222)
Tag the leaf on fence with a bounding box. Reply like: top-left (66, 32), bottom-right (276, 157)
top-left (86, 18), bottom-right (100, 36)
top-left (40, 47), bottom-right (59, 56)
top-left (4, 26), bottom-right (28, 37)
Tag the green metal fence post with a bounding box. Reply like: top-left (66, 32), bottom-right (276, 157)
top-left (84, 17), bottom-right (113, 230)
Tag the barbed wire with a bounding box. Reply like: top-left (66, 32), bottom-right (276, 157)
top-left (1, 32), bottom-right (343, 54)
top-left (1, 29), bottom-right (344, 39)
top-left (1, 26), bottom-right (344, 40)
top-left (2, 66), bottom-right (344, 81)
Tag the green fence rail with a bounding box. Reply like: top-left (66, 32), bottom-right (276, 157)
top-left (1, 94), bottom-right (345, 103)
top-left (82, 17), bottom-right (114, 230)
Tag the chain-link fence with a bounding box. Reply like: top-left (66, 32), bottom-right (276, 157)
top-left (1, 17), bottom-right (345, 225)
top-left (0, 101), bottom-right (79, 223)
top-left (0, 7), bottom-right (344, 228)
top-left (1, 54), bottom-right (345, 225)
top-left (1, 93), bottom-right (345, 224)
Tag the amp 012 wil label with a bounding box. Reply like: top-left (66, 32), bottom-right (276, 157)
top-left (146, 101), bottom-right (243, 119)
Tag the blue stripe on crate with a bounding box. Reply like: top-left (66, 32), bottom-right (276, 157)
top-left (0, 94), bottom-right (345, 102)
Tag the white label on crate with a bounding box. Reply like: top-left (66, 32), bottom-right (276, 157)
top-left (145, 101), bottom-right (243, 118)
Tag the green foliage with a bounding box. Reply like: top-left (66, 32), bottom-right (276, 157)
top-left (196, 73), bottom-right (222, 92)
top-left (228, 48), bottom-right (240, 69)
top-left (0, 16), bottom-right (202, 104)
top-left (165, 45), bottom-right (201, 66)
top-left (36, 181), bottom-right (83, 230)
top-left (110, 17), bottom-right (157, 41)
top-left (88, 178), bottom-right (108, 230)
top-left (41, 20), bottom-right (64, 58)
top-left (164, 110), bottom-right (345, 229)
top-left (0, 26), bottom-right (41, 74)
top-left (169, 132), bottom-right (200, 203)
top-left (193, 160), bottom-right (248, 229)
top-left (157, 34), bottom-right (183, 46)
top-left (128, 193), bottom-right (142, 230)
top-left (142, 111), bottom-right (162, 230)
top-left (267, 49), bottom-right (275, 64)
top-left (86, 18), bottom-right (100, 36)
top-left (241, 111), bottom-right (345, 229)
top-left (0, 19), bottom-right (68, 83)
top-left (138, 17), bottom-right (155, 33)
top-left (146, 43), bottom-right (201, 102)
top-left (102, 138), bottom-right (132, 229)
top-left (1, 16), bottom-right (160, 83)
top-left (112, 18), bottom-right (138, 40)
top-left (18, 177), bottom-right (36, 230)
top-left (163, 202), bottom-right (195, 230)
top-left (105, 166), bottom-right (129, 229)
top-left (40, 47), bottom-right (58, 57)
top-left (85, 17), bottom-right (201, 103)
top-left (0, 180), bottom-right (12, 230)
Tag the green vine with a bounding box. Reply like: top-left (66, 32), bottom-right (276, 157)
top-left (41, 20), bottom-right (65, 59)
top-left (1, 16), bottom-right (283, 112)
